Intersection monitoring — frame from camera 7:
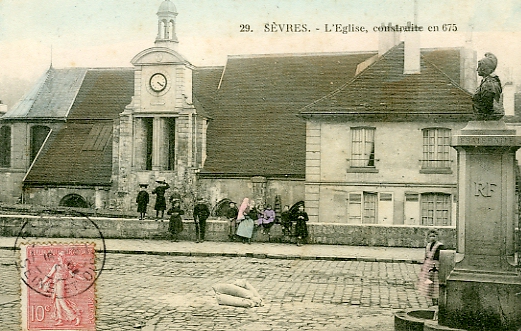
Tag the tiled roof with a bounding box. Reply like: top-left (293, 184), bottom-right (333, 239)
top-left (23, 122), bottom-right (115, 186)
top-left (201, 52), bottom-right (376, 177)
top-left (3, 68), bottom-right (87, 120)
top-left (421, 48), bottom-right (461, 83)
top-left (68, 69), bottom-right (134, 120)
top-left (192, 66), bottom-right (224, 119)
top-left (24, 69), bottom-right (134, 186)
top-left (300, 43), bottom-right (473, 118)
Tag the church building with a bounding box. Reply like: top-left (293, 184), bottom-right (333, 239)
top-left (0, 0), bottom-right (207, 212)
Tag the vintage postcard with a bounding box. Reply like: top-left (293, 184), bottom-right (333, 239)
top-left (1, 1), bottom-right (520, 330)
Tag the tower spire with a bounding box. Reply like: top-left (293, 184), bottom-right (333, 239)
top-left (155, 0), bottom-right (179, 49)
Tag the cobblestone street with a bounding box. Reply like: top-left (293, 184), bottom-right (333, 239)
top-left (0, 247), bottom-right (429, 330)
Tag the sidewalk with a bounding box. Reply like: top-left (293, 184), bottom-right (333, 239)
top-left (0, 237), bottom-right (424, 263)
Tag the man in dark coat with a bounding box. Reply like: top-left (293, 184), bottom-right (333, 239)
top-left (136, 184), bottom-right (149, 220)
top-left (193, 198), bottom-right (210, 243)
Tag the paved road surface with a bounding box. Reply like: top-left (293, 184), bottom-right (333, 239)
top-left (0, 239), bottom-right (429, 331)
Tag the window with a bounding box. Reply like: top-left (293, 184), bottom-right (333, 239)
top-left (0, 126), bottom-right (11, 167)
top-left (422, 128), bottom-right (451, 170)
top-left (30, 126), bottom-right (50, 164)
top-left (144, 118), bottom-right (153, 170)
top-left (347, 192), bottom-right (378, 224)
top-left (167, 118), bottom-right (176, 170)
top-left (421, 193), bottom-right (451, 226)
top-left (363, 192), bottom-right (377, 224)
top-left (350, 127), bottom-right (375, 167)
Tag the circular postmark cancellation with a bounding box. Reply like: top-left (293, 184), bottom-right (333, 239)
top-left (14, 211), bottom-right (106, 330)
top-left (14, 211), bottom-right (107, 297)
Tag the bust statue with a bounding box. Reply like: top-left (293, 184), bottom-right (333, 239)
top-left (471, 53), bottom-right (504, 121)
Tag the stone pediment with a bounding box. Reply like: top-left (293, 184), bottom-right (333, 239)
top-left (131, 47), bottom-right (190, 66)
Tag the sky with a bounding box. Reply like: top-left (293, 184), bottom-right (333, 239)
top-left (0, 0), bottom-right (520, 107)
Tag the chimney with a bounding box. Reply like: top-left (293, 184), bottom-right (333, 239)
top-left (403, 30), bottom-right (421, 74)
top-left (404, 1), bottom-right (420, 74)
top-left (0, 100), bottom-right (7, 116)
top-left (460, 33), bottom-right (477, 93)
top-left (378, 23), bottom-right (400, 56)
top-left (515, 88), bottom-right (521, 118)
top-left (503, 69), bottom-right (515, 116)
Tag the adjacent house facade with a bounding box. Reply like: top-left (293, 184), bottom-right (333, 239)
top-left (300, 41), bottom-right (477, 228)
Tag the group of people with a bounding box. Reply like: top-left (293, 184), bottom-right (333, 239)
top-left (225, 198), bottom-right (309, 246)
top-left (135, 179), bottom-right (170, 221)
top-left (135, 180), bottom-right (210, 243)
top-left (166, 197), bottom-right (210, 243)
top-left (138, 181), bottom-right (310, 246)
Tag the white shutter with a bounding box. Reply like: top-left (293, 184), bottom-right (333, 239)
top-left (347, 193), bottom-right (362, 224)
top-left (378, 193), bottom-right (393, 225)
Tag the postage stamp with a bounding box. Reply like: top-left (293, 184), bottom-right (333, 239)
top-left (20, 243), bottom-right (97, 331)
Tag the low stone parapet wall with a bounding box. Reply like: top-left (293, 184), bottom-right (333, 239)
top-left (0, 215), bottom-right (456, 248)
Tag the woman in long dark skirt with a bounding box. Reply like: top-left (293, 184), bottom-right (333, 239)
top-left (167, 200), bottom-right (184, 242)
top-left (152, 179), bottom-right (170, 220)
top-left (293, 205), bottom-right (308, 246)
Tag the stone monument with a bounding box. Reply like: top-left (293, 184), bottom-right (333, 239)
top-left (445, 120), bottom-right (521, 330)
top-left (395, 53), bottom-right (521, 331)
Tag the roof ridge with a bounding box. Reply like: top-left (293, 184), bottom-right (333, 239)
top-left (420, 54), bottom-right (472, 96)
top-left (227, 50), bottom-right (377, 60)
top-left (300, 42), bottom-right (404, 112)
top-left (63, 69), bottom-right (88, 118)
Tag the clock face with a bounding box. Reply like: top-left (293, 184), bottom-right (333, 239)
top-left (149, 73), bottom-right (167, 92)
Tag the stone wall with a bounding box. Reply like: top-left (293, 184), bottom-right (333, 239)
top-left (197, 177), bottom-right (305, 211)
top-left (22, 186), bottom-right (111, 209)
top-left (0, 215), bottom-right (456, 248)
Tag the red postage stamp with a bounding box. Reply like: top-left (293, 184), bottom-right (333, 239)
top-left (20, 243), bottom-right (96, 331)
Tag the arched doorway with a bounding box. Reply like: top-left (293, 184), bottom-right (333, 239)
top-left (59, 194), bottom-right (89, 208)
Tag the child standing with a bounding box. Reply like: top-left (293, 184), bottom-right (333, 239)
top-left (136, 184), bottom-right (149, 220)
top-left (167, 200), bottom-right (184, 242)
top-left (417, 230), bottom-right (444, 306)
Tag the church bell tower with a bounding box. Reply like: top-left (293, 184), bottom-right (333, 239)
top-left (155, 0), bottom-right (179, 49)
top-left (113, 0), bottom-right (206, 211)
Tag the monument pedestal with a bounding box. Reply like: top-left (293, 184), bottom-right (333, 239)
top-left (443, 121), bottom-right (521, 330)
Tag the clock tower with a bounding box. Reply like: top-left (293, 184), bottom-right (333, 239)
top-left (114, 0), bottom-right (206, 210)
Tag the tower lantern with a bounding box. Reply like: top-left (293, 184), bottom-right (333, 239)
top-left (155, 0), bottom-right (179, 49)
